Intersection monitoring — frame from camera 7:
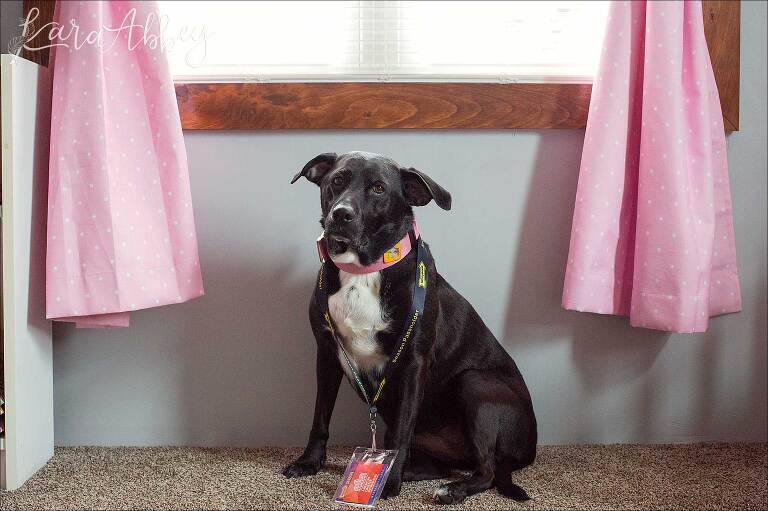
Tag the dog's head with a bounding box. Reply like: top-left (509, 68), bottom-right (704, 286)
top-left (291, 151), bottom-right (451, 266)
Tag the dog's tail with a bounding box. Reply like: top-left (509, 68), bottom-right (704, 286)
top-left (495, 464), bottom-right (531, 501)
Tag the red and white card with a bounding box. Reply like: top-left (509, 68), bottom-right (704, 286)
top-left (334, 448), bottom-right (398, 507)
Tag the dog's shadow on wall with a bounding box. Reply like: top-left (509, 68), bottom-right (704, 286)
top-left (501, 132), bottom-right (669, 440)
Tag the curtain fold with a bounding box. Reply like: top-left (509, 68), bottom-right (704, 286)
top-left (562, 0), bottom-right (741, 333)
top-left (46, 1), bottom-right (204, 328)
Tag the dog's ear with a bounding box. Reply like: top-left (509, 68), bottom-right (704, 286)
top-left (291, 153), bottom-right (338, 185)
top-left (401, 167), bottom-right (452, 210)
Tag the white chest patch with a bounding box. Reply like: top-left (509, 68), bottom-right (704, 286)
top-left (328, 270), bottom-right (390, 379)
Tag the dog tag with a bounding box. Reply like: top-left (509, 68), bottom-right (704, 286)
top-left (334, 447), bottom-right (398, 507)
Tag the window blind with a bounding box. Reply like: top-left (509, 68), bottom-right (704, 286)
top-left (158, 1), bottom-right (609, 83)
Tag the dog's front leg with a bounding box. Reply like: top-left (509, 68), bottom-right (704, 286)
top-left (283, 344), bottom-right (343, 478)
top-left (381, 358), bottom-right (429, 499)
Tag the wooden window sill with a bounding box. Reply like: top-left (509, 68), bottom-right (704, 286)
top-left (174, 82), bottom-right (593, 130)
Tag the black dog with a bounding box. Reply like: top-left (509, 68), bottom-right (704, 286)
top-left (284, 151), bottom-right (536, 504)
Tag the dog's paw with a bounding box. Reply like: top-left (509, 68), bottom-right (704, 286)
top-left (433, 484), bottom-right (467, 505)
top-left (282, 459), bottom-right (322, 478)
top-left (381, 477), bottom-right (402, 499)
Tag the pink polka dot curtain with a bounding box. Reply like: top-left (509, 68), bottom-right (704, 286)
top-left (46, 1), bottom-right (204, 328)
top-left (562, 0), bottom-right (741, 333)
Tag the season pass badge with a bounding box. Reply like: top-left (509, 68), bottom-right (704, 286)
top-left (334, 448), bottom-right (398, 507)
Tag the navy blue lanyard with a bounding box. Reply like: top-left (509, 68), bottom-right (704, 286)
top-left (316, 230), bottom-right (430, 424)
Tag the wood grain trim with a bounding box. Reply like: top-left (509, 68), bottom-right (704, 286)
top-left (20, 0), bottom-right (56, 67)
top-left (176, 83), bottom-right (592, 130)
top-left (20, 0), bottom-right (740, 131)
top-left (702, 0), bottom-right (740, 131)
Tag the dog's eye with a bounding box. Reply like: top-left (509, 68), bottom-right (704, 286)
top-left (331, 175), bottom-right (345, 187)
top-left (372, 183), bottom-right (386, 194)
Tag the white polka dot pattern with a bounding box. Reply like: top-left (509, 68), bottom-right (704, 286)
top-left (562, 1), bottom-right (741, 333)
top-left (46, 1), bottom-right (204, 328)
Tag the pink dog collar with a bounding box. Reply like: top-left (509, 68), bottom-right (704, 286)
top-left (317, 222), bottom-right (420, 274)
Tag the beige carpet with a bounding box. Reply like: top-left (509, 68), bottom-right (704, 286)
top-left (1, 443), bottom-right (766, 510)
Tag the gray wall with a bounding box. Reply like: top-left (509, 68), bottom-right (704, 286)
top-left (12, 2), bottom-right (767, 446)
top-left (0, 1), bottom-right (22, 55)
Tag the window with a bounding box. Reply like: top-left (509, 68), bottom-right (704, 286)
top-left (158, 1), bottom-right (609, 83)
top-left (22, 0), bottom-right (740, 130)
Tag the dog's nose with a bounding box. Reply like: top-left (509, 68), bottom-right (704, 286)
top-left (332, 205), bottom-right (355, 224)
